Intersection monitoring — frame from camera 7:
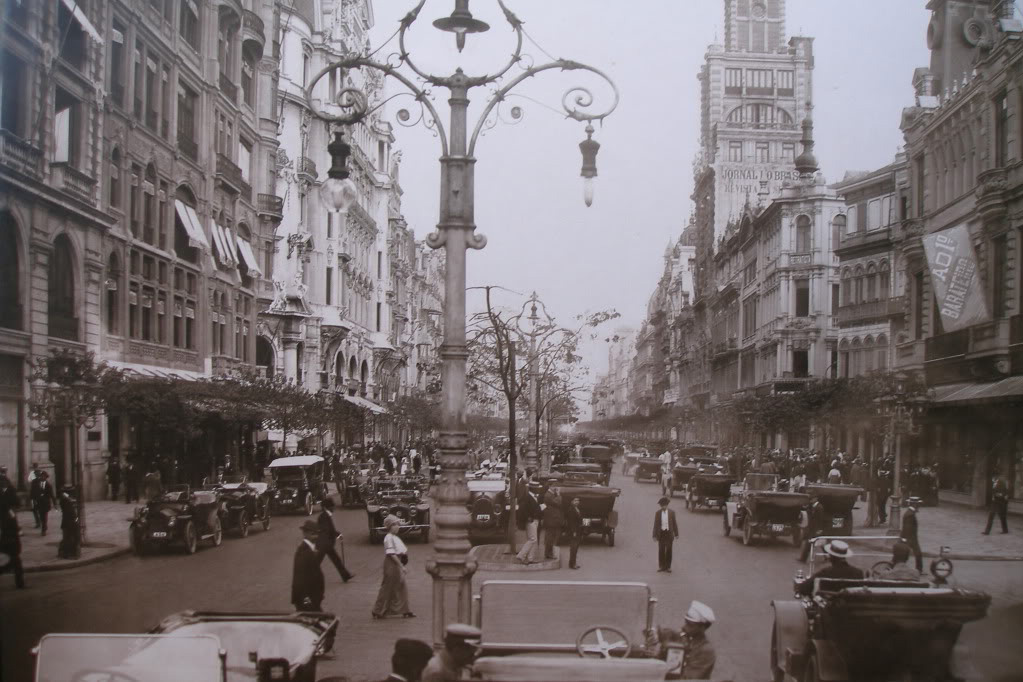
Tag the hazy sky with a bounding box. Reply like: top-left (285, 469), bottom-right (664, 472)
top-left (367, 0), bottom-right (932, 378)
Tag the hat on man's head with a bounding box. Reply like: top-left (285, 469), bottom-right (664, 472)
top-left (824, 539), bottom-right (852, 560)
top-left (300, 520), bottom-right (319, 533)
top-left (393, 638), bottom-right (434, 665)
top-left (684, 600), bottom-right (715, 625)
top-left (907, 496), bottom-right (922, 508)
top-left (444, 623), bottom-right (482, 647)
top-left (658, 496), bottom-right (670, 506)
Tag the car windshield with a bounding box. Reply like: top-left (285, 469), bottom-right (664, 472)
top-left (745, 473), bottom-right (778, 491)
top-left (222, 474), bottom-right (247, 484)
top-left (273, 470), bottom-right (306, 484)
top-left (808, 536), bottom-right (906, 577)
top-left (34, 634), bottom-right (223, 682)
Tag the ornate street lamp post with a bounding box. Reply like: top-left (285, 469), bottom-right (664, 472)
top-left (304, 1), bottom-right (617, 645)
top-left (875, 372), bottom-right (929, 532)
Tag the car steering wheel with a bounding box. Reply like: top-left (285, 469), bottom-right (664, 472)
top-left (869, 560), bottom-right (893, 578)
top-left (576, 625), bottom-right (632, 659)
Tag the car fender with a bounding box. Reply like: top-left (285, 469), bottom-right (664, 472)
top-left (606, 509), bottom-right (619, 528)
top-left (771, 600), bottom-right (808, 677)
top-left (808, 638), bottom-right (848, 681)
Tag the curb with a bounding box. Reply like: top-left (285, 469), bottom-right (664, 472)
top-left (468, 545), bottom-right (561, 572)
top-left (24, 547), bottom-right (132, 573)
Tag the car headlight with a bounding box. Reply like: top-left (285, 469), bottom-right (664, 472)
top-left (931, 557), bottom-right (953, 581)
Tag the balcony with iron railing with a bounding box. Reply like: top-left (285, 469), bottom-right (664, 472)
top-left (720, 120), bottom-right (799, 131)
top-left (836, 296), bottom-right (906, 327)
top-left (242, 10), bottom-right (265, 46)
top-left (297, 156), bottom-right (317, 179)
top-left (216, 153), bottom-right (246, 195)
top-left (257, 193), bottom-right (284, 219)
top-left (1, 129), bottom-right (43, 179)
top-left (50, 162), bottom-right (96, 204)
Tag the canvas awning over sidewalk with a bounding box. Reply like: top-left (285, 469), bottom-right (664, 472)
top-left (105, 360), bottom-right (205, 382)
top-left (343, 394), bottom-right (388, 415)
top-left (931, 376), bottom-right (1023, 406)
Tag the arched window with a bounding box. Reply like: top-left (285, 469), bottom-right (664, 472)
top-left (360, 360), bottom-right (369, 395)
top-left (863, 337), bottom-right (876, 372)
top-left (838, 339), bottom-right (850, 378)
top-left (295, 341), bottom-right (305, 385)
top-left (876, 334), bottom-right (889, 371)
top-left (879, 260), bottom-right (891, 299)
top-left (109, 147), bottom-right (121, 209)
top-left (842, 268), bottom-right (853, 306)
top-left (256, 337), bottom-right (275, 378)
top-left (0, 212), bottom-right (21, 330)
top-left (850, 338), bottom-right (862, 377)
top-left (866, 263), bottom-right (878, 301)
top-left (831, 214), bottom-right (846, 249)
top-left (49, 234), bottom-right (77, 340)
top-left (795, 215), bottom-right (811, 252)
top-left (334, 352), bottom-right (346, 389)
top-left (854, 266), bottom-right (865, 304)
top-left (106, 253), bottom-right (121, 335)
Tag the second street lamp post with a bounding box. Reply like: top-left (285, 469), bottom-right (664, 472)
top-left (875, 372), bottom-right (929, 533)
top-left (304, 1), bottom-right (618, 645)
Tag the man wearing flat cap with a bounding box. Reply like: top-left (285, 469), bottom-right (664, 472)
top-left (382, 638), bottom-right (434, 682)
top-left (680, 600), bottom-right (716, 680)
top-left (421, 623), bottom-right (481, 682)
top-left (652, 496), bottom-right (678, 573)
top-left (292, 520), bottom-right (325, 611)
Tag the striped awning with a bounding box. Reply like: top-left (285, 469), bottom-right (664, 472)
top-left (932, 376), bottom-right (1023, 405)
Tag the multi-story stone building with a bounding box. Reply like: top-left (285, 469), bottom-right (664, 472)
top-left (1, 0), bottom-right (281, 497)
top-left (895, 0), bottom-right (1023, 511)
top-left (606, 325), bottom-right (636, 418)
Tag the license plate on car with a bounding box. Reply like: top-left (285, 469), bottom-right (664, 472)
top-left (582, 518), bottom-right (591, 527)
top-left (151, 532), bottom-right (167, 538)
top-left (832, 518), bottom-right (844, 528)
top-left (771, 524), bottom-right (784, 533)
top-left (476, 514), bottom-right (490, 521)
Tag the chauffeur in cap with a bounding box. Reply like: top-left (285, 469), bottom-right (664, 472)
top-left (420, 623), bottom-right (482, 682)
top-left (680, 600), bottom-right (717, 680)
top-left (381, 638), bottom-right (434, 682)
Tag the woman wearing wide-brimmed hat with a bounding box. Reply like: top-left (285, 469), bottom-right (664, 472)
top-left (371, 515), bottom-right (415, 619)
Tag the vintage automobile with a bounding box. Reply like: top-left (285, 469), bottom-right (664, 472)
top-left (633, 456), bottom-right (665, 484)
top-left (129, 485), bottom-right (224, 555)
top-left (551, 441), bottom-right (576, 466)
top-left (661, 461), bottom-right (700, 498)
top-left (800, 483), bottom-right (863, 537)
top-left (207, 475), bottom-right (272, 537)
top-left (267, 455), bottom-right (329, 516)
top-left (467, 478), bottom-right (510, 545)
top-left (724, 473), bottom-right (810, 546)
top-left (556, 483), bottom-right (622, 546)
top-left (770, 537), bottom-right (991, 682)
top-left (333, 460), bottom-right (368, 508)
top-left (34, 611), bottom-right (339, 682)
top-left (552, 462), bottom-right (606, 485)
top-left (365, 476), bottom-right (431, 543)
top-left (685, 472), bottom-right (736, 511)
top-left (470, 580), bottom-right (675, 681)
top-left (579, 444), bottom-right (614, 484)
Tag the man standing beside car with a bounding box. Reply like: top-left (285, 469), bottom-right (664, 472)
top-left (317, 497), bottom-right (354, 583)
top-left (542, 487), bottom-right (563, 560)
top-left (653, 496), bottom-right (678, 573)
top-left (564, 496), bottom-right (583, 569)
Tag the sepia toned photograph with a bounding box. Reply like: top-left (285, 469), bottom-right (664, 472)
top-left (1, 0), bottom-right (1022, 680)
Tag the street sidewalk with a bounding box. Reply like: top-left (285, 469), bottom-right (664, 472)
top-left (853, 499), bottom-right (1022, 561)
top-left (15, 500), bottom-right (133, 572)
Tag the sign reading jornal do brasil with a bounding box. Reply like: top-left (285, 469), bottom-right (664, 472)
top-left (922, 223), bottom-right (990, 332)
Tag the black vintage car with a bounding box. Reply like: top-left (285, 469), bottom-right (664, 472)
top-left (801, 483), bottom-right (862, 537)
top-left (467, 478), bottom-right (510, 545)
top-left (685, 472), bottom-right (735, 512)
top-left (634, 457), bottom-right (665, 484)
top-left (268, 455), bottom-right (329, 516)
top-left (579, 444), bottom-right (614, 484)
top-left (556, 483), bottom-right (621, 546)
top-left (365, 477), bottom-right (431, 543)
top-left (724, 473), bottom-right (809, 546)
top-left (206, 475), bottom-right (272, 537)
top-left (771, 537), bottom-right (990, 682)
top-left (129, 485), bottom-right (224, 555)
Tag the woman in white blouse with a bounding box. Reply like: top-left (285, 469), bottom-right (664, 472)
top-left (371, 515), bottom-right (415, 619)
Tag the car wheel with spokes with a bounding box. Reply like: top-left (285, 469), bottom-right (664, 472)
top-left (183, 521), bottom-right (198, 554)
top-left (238, 510), bottom-right (250, 538)
top-left (211, 516), bottom-right (223, 547)
top-left (304, 494), bottom-right (313, 516)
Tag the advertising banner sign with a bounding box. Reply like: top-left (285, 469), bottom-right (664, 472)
top-left (922, 223), bottom-right (990, 332)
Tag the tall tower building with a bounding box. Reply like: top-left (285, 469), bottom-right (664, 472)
top-left (693, 0), bottom-right (815, 290)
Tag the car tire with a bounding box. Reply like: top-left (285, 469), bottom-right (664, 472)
top-left (238, 510), bottom-right (250, 538)
top-left (742, 520), bottom-right (754, 546)
top-left (304, 494), bottom-right (313, 516)
top-left (722, 513), bottom-right (731, 537)
top-left (606, 528), bottom-right (615, 547)
top-left (184, 521), bottom-right (198, 555)
top-left (211, 516), bottom-right (223, 547)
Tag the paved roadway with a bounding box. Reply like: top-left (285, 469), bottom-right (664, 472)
top-left (4, 469), bottom-right (1022, 681)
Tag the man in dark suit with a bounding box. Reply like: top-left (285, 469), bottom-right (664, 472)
top-left (317, 497), bottom-right (354, 582)
top-left (901, 497), bottom-right (923, 572)
top-left (564, 496), bottom-right (584, 569)
top-left (652, 496), bottom-right (678, 572)
top-left (381, 638), bottom-right (434, 682)
top-left (983, 473), bottom-right (1010, 534)
top-left (542, 487), bottom-right (564, 560)
top-left (292, 520), bottom-right (325, 611)
top-left (515, 485), bottom-right (543, 564)
top-left (30, 471), bottom-right (56, 535)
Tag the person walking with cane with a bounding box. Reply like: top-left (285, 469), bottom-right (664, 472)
top-left (317, 497), bottom-right (354, 582)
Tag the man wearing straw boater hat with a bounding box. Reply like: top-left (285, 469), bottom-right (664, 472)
top-left (798, 539), bottom-right (864, 595)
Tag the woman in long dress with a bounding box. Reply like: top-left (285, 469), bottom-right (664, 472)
top-left (371, 515), bottom-right (415, 618)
